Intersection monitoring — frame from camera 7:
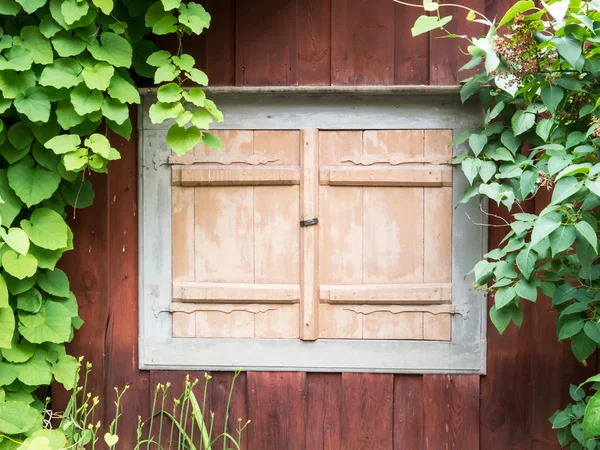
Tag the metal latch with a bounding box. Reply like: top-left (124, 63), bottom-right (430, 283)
top-left (300, 218), bottom-right (319, 227)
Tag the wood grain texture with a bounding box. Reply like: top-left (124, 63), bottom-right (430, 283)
top-left (298, 0), bottom-right (332, 85)
top-left (235, 0), bottom-right (298, 86)
top-left (479, 202), bottom-right (534, 450)
top-left (429, 0), bottom-right (486, 85)
top-left (202, 0), bottom-right (236, 86)
top-left (300, 129), bottom-right (319, 339)
top-left (341, 373), bottom-right (394, 450)
top-left (105, 125), bottom-right (150, 448)
top-left (394, 375), bottom-right (424, 450)
top-left (54, 171), bottom-right (109, 427)
top-left (331, 0), bottom-right (395, 85)
top-left (449, 375), bottom-right (480, 450)
top-left (246, 372), bottom-right (307, 450)
top-left (423, 375), bottom-right (450, 450)
top-left (394, 2), bottom-right (429, 84)
top-left (306, 373), bottom-right (342, 450)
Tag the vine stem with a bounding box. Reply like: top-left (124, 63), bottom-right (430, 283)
top-left (391, 0), bottom-right (491, 23)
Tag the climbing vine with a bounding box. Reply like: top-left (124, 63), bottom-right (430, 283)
top-left (0, 0), bottom-right (221, 447)
top-left (402, 0), bottom-right (600, 448)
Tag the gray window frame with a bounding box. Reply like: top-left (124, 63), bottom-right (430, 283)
top-left (138, 87), bottom-right (488, 374)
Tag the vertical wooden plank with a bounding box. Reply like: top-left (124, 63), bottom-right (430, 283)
top-left (172, 186), bottom-right (195, 281)
top-left (202, 0), bottom-right (236, 86)
top-left (530, 188), bottom-right (596, 450)
top-left (362, 187), bottom-right (424, 283)
top-left (253, 130), bottom-right (301, 166)
top-left (195, 310), bottom-right (255, 338)
top-left (300, 129), bottom-right (319, 340)
top-left (255, 305), bottom-right (300, 338)
top-left (194, 187), bottom-right (254, 283)
top-left (423, 375), bottom-right (450, 450)
top-left (318, 186), bottom-right (363, 284)
top-left (394, 375), bottom-right (423, 450)
top-left (331, 0), bottom-right (395, 85)
top-left (394, 2), bottom-right (429, 84)
top-left (209, 372), bottom-right (250, 450)
top-left (235, 0), bottom-right (298, 86)
top-left (105, 122), bottom-right (150, 448)
top-left (423, 313), bottom-right (451, 341)
top-left (341, 373), bottom-right (393, 450)
top-left (429, 0), bottom-right (485, 85)
top-left (298, 0), bottom-right (332, 85)
top-left (246, 372), bottom-right (307, 450)
top-left (55, 171), bottom-right (109, 427)
top-left (449, 375), bottom-right (480, 450)
top-left (480, 201), bottom-right (534, 450)
top-left (173, 311), bottom-right (196, 337)
top-left (423, 187), bottom-right (452, 284)
top-left (362, 312), bottom-right (424, 339)
top-left (485, 0), bottom-right (515, 24)
top-left (318, 304), bottom-right (362, 338)
top-left (254, 186), bottom-right (300, 284)
top-left (306, 373), bottom-right (342, 450)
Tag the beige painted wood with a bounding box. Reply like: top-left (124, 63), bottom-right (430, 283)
top-left (195, 310), bottom-right (255, 338)
top-left (194, 186), bottom-right (254, 283)
top-left (424, 129), bottom-right (453, 162)
top-left (172, 128), bottom-right (454, 343)
top-left (318, 304), bottom-right (362, 339)
top-left (320, 283), bottom-right (451, 304)
top-left (319, 130), bottom-right (362, 166)
top-left (254, 186), bottom-right (300, 284)
top-left (173, 282), bottom-right (300, 303)
top-left (319, 186), bottom-right (363, 284)
top-left (253, 130), bottom-right (301, 165)
top-left (319, 166), bottom-right (452, 187)
top-left (423, 313), bottom-right (452, 341)
top-left (172, 312), bottom-right (196, 338)
top-left (255, 305), bottom-right (300, 338)
top-left (195, 130), bottom-right (254, 161)
top-left (174, 167), bottom-right (301, 186)
top-left (363, 130), bottom-right (425, 161)
top-left (424, 187), bottom-right (453, 283)
top-left (172, 186), bottom-right (195, 281)
top-left (362, 187), bottom-right (424, 283)
top-left (300, 129), bottom-right (319, 340)
top-left (362, 312), bottom-right (424, 339)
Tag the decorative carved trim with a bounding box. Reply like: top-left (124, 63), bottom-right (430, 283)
top-left (343, 305), bottom-right (455, 315)
top-left (340, 156), bottom-right (451, 166)
top-left (170, 302), bottom-right (277, 315)
top-left (169, 155), bottom-right (280, 166)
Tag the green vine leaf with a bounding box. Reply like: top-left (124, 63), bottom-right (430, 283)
top-left (2, 251), bottom-right (37, 279)
top-left (91, 0), bottom-right (113, 14)
top-left (82, 62), bottom-right (114, 90)
top-left (18, 300), bottom-right (72, 344)
top-left (88, 32), bottom-right (133, 68)
top-left (21, 208), bottom-right (69, 251)
top-left (21, 26), bottom-right (53, 65)
top-left (0, 228), bottom-right (30, 256)
top-left (70, 83), bottom-right (103, 115)
top-left (7, 156), bottom-right (62, 207)
top-left (44, 134), bottom-right (81, 154)
top-left (39, 58), bottom-right (83, 89)
top-left (167, 124), bottom-right (201, 156)
top-left (37, 268), bottom-right (70, 297)
top-left (0, 307), bottom-right (15, 348)
top-left (178, 3), bottom-right (211, 35)
top-left (14, 87), bottom-right (51, 123)
top-left (108, 73), bottom-right (140, 104)
top-left (0, 401), bottom-right (41, 435)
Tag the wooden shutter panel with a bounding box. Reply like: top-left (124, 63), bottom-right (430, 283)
top-left (171, 130), bottom-right (303, 339)
top-left (317, 130), bottom-right (453, 341)
top-left (170, 129), bottom-right (454, 342)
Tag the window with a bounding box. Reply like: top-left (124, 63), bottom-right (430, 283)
top-left (139, 89), bottom-right (486, 373)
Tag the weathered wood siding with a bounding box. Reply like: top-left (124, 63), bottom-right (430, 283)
top-left (55, 0), bottom-right (597, 448)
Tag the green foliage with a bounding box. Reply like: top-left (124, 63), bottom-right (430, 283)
top-left (0, 0), bottom-right (222, 445)
top-left (403, 0), bottom-right (600, 447)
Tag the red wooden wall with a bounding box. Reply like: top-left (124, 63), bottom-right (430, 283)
top-left (55, 0), bottom-right (598, 448)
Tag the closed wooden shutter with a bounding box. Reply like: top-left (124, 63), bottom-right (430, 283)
top-left (170, 129), bottom-right (453, 341)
